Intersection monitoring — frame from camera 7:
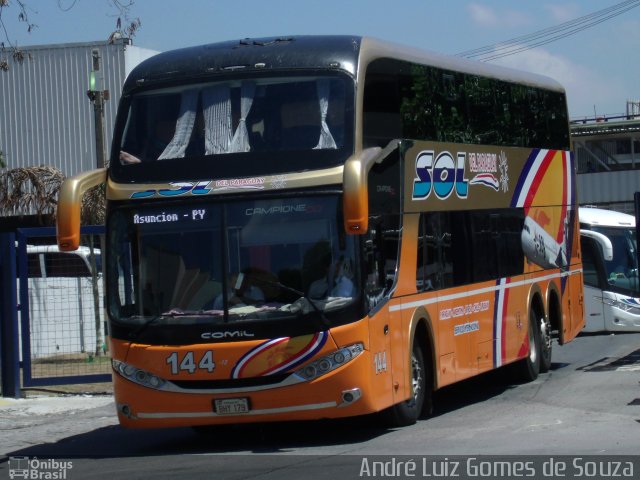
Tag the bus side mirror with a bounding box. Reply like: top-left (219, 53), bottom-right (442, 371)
top-left (581, 230), bottom-right (614, 261)
top-left (57, 168), bottom-right (107, 251)
top-left (343, 141), bottom-right (399, 235)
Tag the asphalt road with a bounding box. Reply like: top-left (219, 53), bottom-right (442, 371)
top-left (1, 331), bottom-right (639, 479)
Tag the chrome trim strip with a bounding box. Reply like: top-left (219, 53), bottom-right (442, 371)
top-left (158, 373), bottom-right (306, 394)
top-left (137, 400), bottom-right (338, 419)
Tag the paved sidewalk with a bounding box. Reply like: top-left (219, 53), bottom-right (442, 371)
top-left (0, 394), bottom-right (117, 457)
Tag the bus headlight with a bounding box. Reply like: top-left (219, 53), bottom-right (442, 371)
top-left (295, 343), bottom-right (364, 381)
top-left (112, 359), bottom-right (167, 390)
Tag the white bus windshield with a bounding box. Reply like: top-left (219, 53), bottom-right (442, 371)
top-left (591, 226), bottom-right (639, 294)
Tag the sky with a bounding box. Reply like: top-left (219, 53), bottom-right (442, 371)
top-left (1, 0), bottom-right (639, 119)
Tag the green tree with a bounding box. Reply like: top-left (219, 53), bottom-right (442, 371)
top-left (0, 149), bottom-right (5, 168)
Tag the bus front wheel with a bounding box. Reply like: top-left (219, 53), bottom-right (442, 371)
top-left (383, 342), bottom-right (431, 427)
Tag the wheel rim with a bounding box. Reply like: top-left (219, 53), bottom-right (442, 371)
top-left (528, 316), bottom-right (537, 364)
top-left (540, 317), bottom-right (551, 359)
top-left (411, 352), bottom-right (423, 403)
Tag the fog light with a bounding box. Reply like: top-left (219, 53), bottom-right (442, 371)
top-left (119, 404), bottom-right (131, 417)
top-left (339, 388), bottom-right (362, 407)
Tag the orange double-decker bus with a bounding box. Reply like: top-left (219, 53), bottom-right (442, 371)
top-left (57, 36), bottom-right (583, 428)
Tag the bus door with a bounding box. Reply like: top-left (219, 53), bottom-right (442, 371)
top-left (364, 142), bottom-right (404, 406)
top-left (364, 215), bottom-right (398, 408)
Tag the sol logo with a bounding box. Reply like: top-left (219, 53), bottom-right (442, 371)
top-left (131, 181), bottom-right (211, 199)
top-left (412, 150), bottom-right (469, 200)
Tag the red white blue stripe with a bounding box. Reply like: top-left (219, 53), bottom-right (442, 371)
top-left (493, 278), bottom-right (509, 368)
top-left (231, 331), bottom-right (328, 379)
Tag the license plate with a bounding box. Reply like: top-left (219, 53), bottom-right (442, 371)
top-left (213, 397), bottom-right (250, 415)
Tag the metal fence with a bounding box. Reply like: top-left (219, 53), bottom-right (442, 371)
top-left (1, 226), bottom-right (111, 397)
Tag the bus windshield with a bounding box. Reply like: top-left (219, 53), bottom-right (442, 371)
top-left (107, 195), bottom-right (359, 331)
top-left (113, 74), bottom-right (353, 181)
top-left (591, 226), bottom-right (639, 294)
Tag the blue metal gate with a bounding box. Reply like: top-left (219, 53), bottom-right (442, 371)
top-left (15, 226), bottom-right (111, 388)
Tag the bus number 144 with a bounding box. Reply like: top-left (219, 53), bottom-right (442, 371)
top-left (166, 351), bottom-right (216, 375)
top-left (374, 351), bottom-right (387, 374)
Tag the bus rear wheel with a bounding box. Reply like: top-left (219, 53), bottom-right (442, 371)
top-left (539, 314), bottom-right (552, 373)
top-left (512, 309), bottom-right (542, 382)
top-left (383, 342), bottom-right (431, 427)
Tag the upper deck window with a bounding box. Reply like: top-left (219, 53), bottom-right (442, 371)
top-left (363, 58), bottom-right (570, 151)
top-left (113, 74), bottom-right (353, 181)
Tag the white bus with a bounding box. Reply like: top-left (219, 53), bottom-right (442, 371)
top-left (580, 207), bottom-right (640, 332)
top-left (23, 245), bottom-right (104, 358)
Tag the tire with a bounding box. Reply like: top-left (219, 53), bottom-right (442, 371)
top-left (539, 313), bottom-right (552, 373)
top-left (512, 309), bottom-right (541, 383)
top-left (383, 342), bottom-right (431, 427)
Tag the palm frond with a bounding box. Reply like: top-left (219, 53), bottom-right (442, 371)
top-left (0, 165), bottom-right (106, 225)
top-left (0, 165), bottom-right (64, 217)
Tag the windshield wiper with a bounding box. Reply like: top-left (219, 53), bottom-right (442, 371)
top-left (260, 278), bottom-right (330, 328)
top-left (128, 315), bottom-right (162, 339)
top-left (162, 308), bottom-right (224, 317)
top-left (128, 309), bottom-right (224, 339)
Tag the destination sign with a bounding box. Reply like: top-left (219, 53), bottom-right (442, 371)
top-left (132, 207), bottom-right (210, 225)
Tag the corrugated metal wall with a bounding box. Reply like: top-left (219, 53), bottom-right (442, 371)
top-left (577, 169), bottom-right (640, 210)
top-left (0, 40), bottom-right (156, 177)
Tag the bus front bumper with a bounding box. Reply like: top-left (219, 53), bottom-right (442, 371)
top-left (111, 348), bottom-right (383, 428)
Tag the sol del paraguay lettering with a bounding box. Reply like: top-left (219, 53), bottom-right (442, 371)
top-left (130, 177), bottom-right (266, 199)
top-left (412, 150), bottom-right (468, 200)
top-left (131, 181), bottom-right (212, 199)
top-left (412, 148), bottom-right (510, 200)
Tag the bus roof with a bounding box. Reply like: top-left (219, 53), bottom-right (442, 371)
top-left (579, 207), bottom-right (636, 228)
top-left (123, 36), bottom-right (361, 91)
top-left (123, 35), bottom-right (565, 94)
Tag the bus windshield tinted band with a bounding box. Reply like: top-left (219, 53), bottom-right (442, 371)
top-left (107, 195), bottom-right (359, 333)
